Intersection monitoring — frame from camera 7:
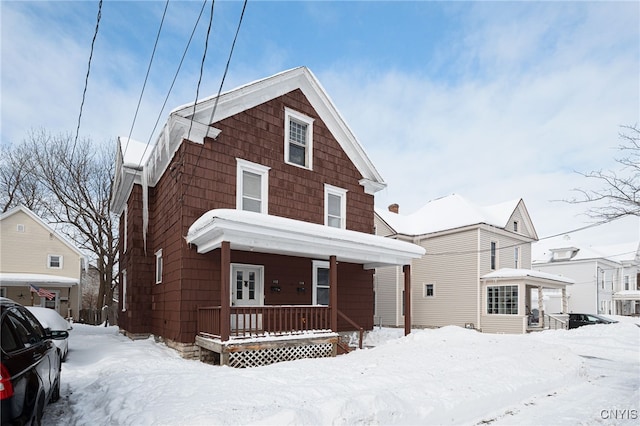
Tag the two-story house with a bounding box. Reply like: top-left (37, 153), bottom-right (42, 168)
top-left (110, 67), bottom-right (424, 367)
top-left (375, 194), bottom-right (573, 334)
top-left (533, 237), bottom-right (640, 315)
top-left (0, 205), bottom-right (84, 320)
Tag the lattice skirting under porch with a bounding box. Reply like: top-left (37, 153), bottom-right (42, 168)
top-left (228, 342), bottom-right (333, 368)
top-left (196, 333), bottom-right (338, 368)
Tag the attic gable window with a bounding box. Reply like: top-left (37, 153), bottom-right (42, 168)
top-left (48, 254), bottom-right (63, 269)
top-left (284, 107), bottom-right (314, 170)
top-left (513, 221), bottom-right (519, 233)
top-left (236, 159), bottom-right (270, 214)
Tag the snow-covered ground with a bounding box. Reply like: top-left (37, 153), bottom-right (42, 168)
top-left (44, 317), bottom-right (639, 425)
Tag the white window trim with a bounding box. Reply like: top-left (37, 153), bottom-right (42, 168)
top-left (155, 249), bottom-right (163, 284)
top-left (424, 283), bottom-right (435, 298)
top-left (122, 269), bottom-right (127, 312)
top-left (16, 224), bottom-right (25, 232)
top-left (324, 184), bottom-right (347, 229)
top-left (486, 285), bottom-right (519, 315)
top-left (490, 241), bottom-right (498, 270)
top-left (284, 107), bottom-right (314, 170)
top-left (236, 158), bottom-right (270, 214)
top-left (48, 254), bottom-right (63, 269)
top-left (312, 260), bottom-right (330, 305)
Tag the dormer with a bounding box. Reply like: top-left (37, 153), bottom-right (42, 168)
top-left (550, 247), bottom-right (580, 261)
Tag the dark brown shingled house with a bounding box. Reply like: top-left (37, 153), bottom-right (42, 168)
top-left (110, 67), bottom-right (424, 367)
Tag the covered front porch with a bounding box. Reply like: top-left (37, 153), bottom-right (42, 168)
top-left (186, 209), bottom-right (425, 367)
top-left (480, 268), bottom-right (574, 334)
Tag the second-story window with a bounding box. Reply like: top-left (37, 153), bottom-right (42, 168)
top-left (324, 184), bottom-right (347, 229)
top-left (514, 247), bottom-right (520, 269)
top-left (490, 241), bottom-right (497, 270)
top-left (236, 159), bottom-right (270, 214)
top-left (48, 254), bottom-right (63, 269)
top-left (284, 107), bottom-right (314, 169)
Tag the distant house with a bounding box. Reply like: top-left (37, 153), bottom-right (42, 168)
top-left (375, 194), bottom-right (573, 334)
top-left (110, 67), bottom-right (424, 367)
top-left (0, 205), bottom-right (84, 320)
top-left (533, 238), bottom-right (640, 316)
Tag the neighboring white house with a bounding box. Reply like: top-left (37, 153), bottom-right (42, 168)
top-left (374, 194), bottom-right (573, 334)
top-left (533, 237), bottom-right (640, 316)
top-left (0, 205), bottom-right (85, 320)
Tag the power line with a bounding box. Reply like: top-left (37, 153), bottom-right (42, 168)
top-left (181, 0), bottom-right (248, 200)
top-left (134, 0), bottom-right (209, 172)
top-left (398, 215), bottom-right (627, 257)
top-left (72, 0), bottom-right (102, 156)
top-left (122, 0), bottom-right (170, 160)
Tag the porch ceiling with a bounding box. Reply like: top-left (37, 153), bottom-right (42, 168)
top-left (186, 209), bottom-right (425, 269)
top-left (480, 268), bottom-right (574, 289)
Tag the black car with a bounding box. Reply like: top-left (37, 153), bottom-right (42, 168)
top-left (1, 298), bottom-right (64, 425)
top-left (568, 313), bottom-right (618, 329)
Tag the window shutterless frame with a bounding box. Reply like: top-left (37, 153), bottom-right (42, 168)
top-left (284, 107), bottom-right (314, 170)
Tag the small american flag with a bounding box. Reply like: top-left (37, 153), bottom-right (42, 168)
top-left (29, 284), bottom-right (55, 300)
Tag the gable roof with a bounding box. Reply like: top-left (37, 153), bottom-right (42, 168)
top-left (375, 193), bottom-right (537, 238)
top-left (0, 205), bottom-right (85, 259)
top-left (111, 67), bottom-right (386, 214)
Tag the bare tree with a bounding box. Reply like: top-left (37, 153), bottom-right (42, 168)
top-left (3, 129), bottom-right (119, 321)
top-left (0, 142), bottom-right (47, 214)
top-left (570, 124), bottom-right (640, 220)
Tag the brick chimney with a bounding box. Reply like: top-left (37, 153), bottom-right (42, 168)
top-left (388, 203), bottom-right (399, 214)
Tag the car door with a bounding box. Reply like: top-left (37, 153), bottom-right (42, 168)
top-left (9, 308), bottom-right (54, 397)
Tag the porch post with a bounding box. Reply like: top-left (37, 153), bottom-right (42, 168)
top-left (537, 286), bottom-right (544, 329)
top-left (403, 264), bottom-right (411, 336)
top-left (220, 241), bottom-right (230, 342)
top-left (562, 288), bottom-right (568, 314)
top-left (330, 255), bottom-right (338, 331)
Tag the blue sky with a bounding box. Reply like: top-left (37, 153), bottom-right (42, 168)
top-left (2, 0), bottom-right (639, 246)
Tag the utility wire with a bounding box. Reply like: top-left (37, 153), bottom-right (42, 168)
top-left (122, 0), bottom-right (170, 160)
top-left (393, 216), bottom-right (625, 257)
top-left (181, 0), bottom-right (248, 200)
top-left (185, 0), bottom-right (216, 146)
top-left (72, 0), bottom-right (102, 156)
top-left (133, 0), bottom-right (209, 172)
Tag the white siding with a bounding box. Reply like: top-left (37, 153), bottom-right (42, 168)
top-left (0, 210), bottom-right (82, 280)
top-left (411, 229), bottom-right (479, 328)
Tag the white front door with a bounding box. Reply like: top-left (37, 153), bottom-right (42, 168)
top-left (231, 265), bottom-right (263, 331)
top-left (231, 265), bottom-right (263, 307)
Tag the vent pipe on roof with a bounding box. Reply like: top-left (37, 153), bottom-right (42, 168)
top-left (388, 203), bottom-right (399, 214)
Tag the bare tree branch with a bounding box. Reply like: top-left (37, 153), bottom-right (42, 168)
top-left (567, 124), bottom-right (640, 220)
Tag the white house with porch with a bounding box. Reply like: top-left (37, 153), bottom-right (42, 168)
top-left (375, 194), bottom-right (573, 334)
top-left (0, 205), bottom-right (84, 320)
top-left (533, 237), bottom-right (640, 316)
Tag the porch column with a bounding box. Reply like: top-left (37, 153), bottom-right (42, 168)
top-left (537, 286), bottom-right (544, 329)
top-left (220, 241), bottom-right (230, 342)
top-left (330, 255), bottom-right (338, 331)
top-left (562, 288), bottom-right (568, 314)
top-left (403, 264), bottom-right (411, 336)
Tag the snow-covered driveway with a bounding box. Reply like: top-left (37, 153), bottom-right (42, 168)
top-left (44, 320), bottom-right (639, 425)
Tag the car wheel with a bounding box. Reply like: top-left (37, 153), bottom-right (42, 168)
top-left (61, 349), bottom-right (67, 362)
top-left (50, 377), bottom-right (60, 403)
top-left (31, 393), bottom-right (45, 426)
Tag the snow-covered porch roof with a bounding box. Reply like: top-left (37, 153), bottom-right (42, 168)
top-left (0, 273), bottom-right (79, 287)
top-left (613, 290), bottom-right (640, 301)
top-left (481, 268), bottom-right (574, 290)
top-left (186, 209), bottom-right (425, 269)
